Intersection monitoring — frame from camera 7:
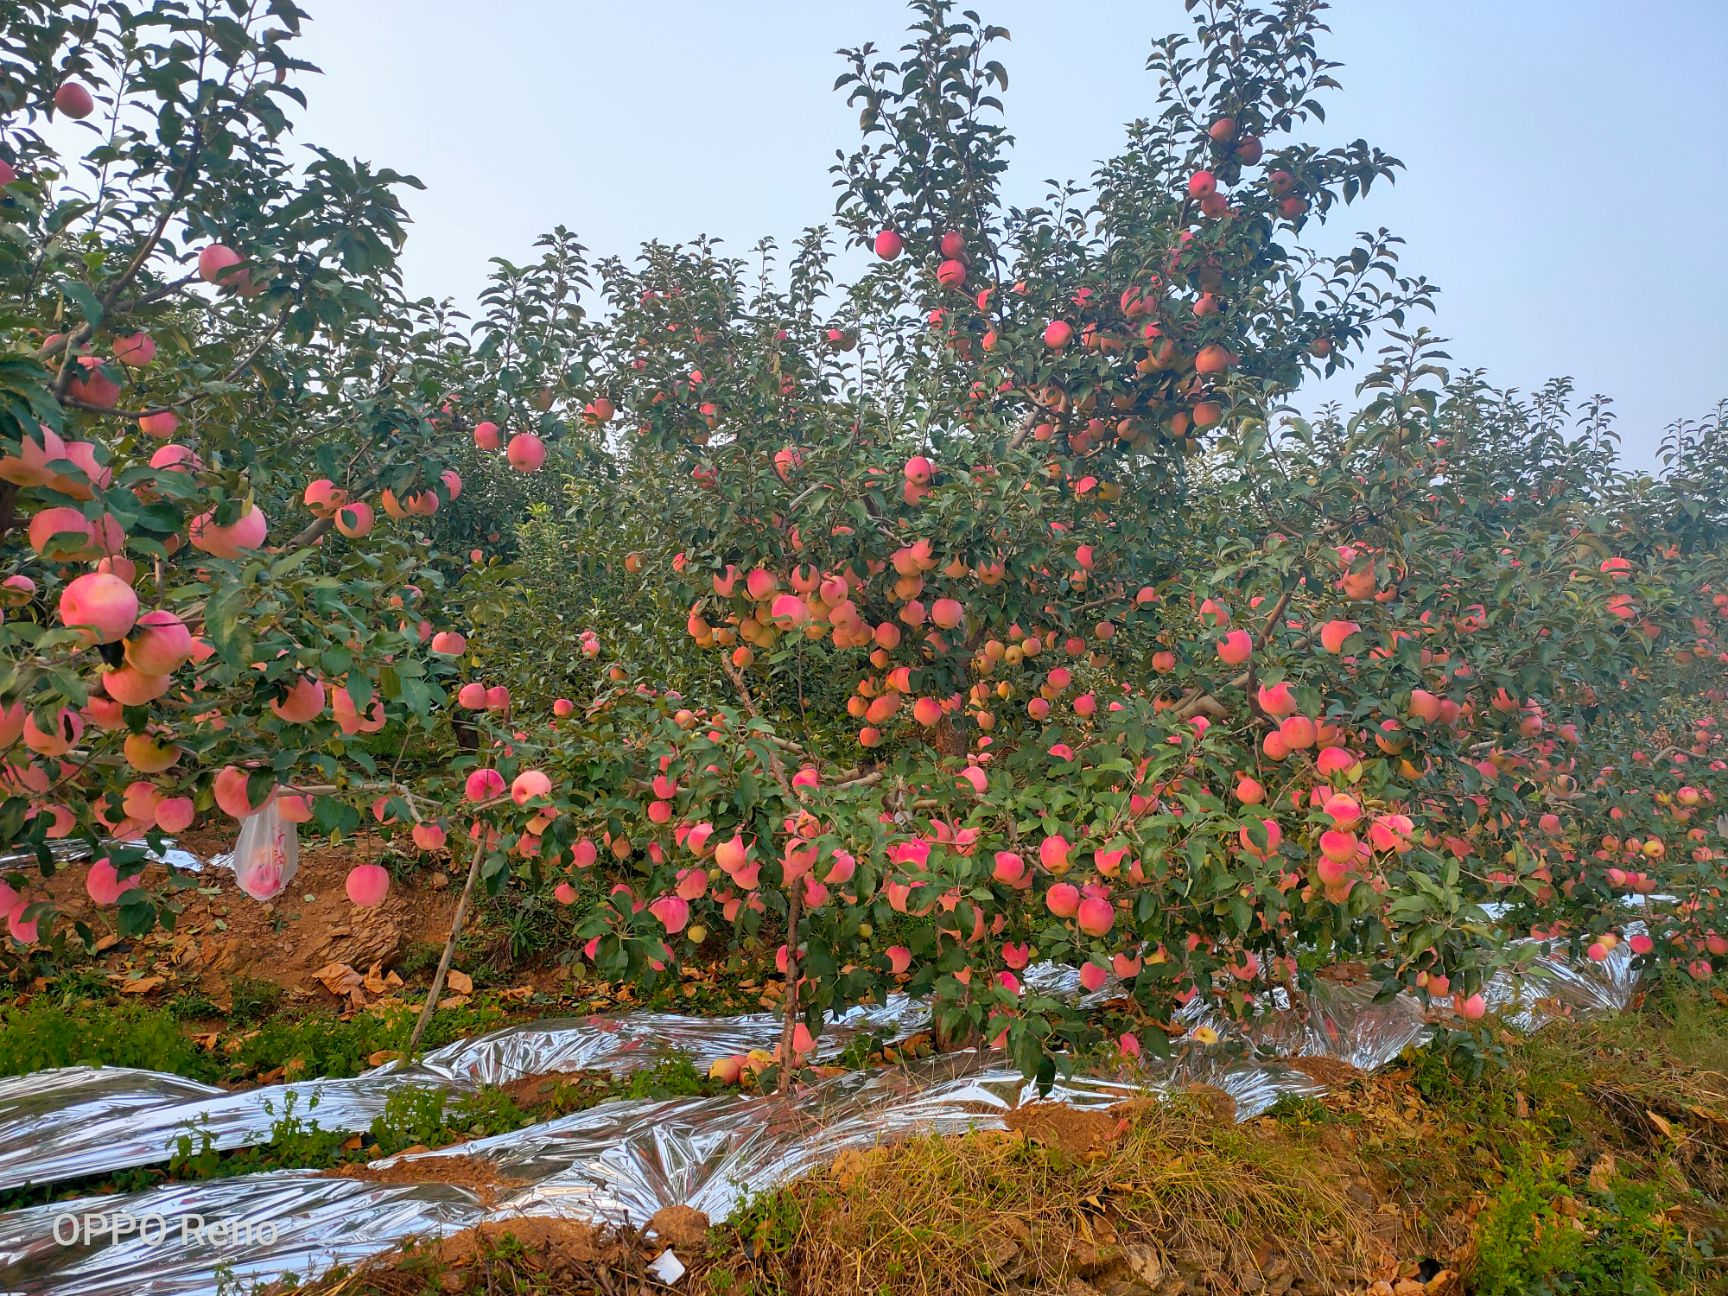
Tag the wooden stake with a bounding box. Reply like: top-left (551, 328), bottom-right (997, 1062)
top-left (407, 835), bottom-right (486, 1056)
top-left (777, 885), bottom-right (803, 1094)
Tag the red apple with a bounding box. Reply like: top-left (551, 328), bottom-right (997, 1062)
top-left (54, 82), bottom-right (95, 118)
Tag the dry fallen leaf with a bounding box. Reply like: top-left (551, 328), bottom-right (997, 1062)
top-left (1587, 1153), bottom-right (1617, 1193)
top-left (1685, 1103), bottom-right (1728, 1131)
top-left (312, 962), bottom-right (362, 996)
top-left (1646, 1109), bottom-right (1676, 1140)
top-left (120, 976), bottom-right (164, 994)
top-left (198, 936), bottom-right (241, 973)
top-left (446, 969), bottom-right (473, 995)
top-left (368, 1050), bottom-right (402, 1067)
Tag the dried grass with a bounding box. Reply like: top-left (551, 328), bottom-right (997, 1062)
top-left (282, 984), bottom-right (1728, 1296)
top-left (723, 1090), bottom-right (1388, 1296)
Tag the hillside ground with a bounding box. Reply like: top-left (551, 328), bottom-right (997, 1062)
top-left (269, 975), bottom-right (1727, 1296)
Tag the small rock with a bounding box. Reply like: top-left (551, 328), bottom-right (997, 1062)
top-left (1071, 1239), bottom-right (1118, 1276)
top-left (977, 1230), bottom-right (1023, 1275)
top-left (1260, 1255), bottom-right (1295, 1296)
top-left (1122, 1244), bottom-right (1164, 1287)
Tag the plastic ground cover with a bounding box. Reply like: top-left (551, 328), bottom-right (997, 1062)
top-left (0, 936), bottom-right (1638, 1296)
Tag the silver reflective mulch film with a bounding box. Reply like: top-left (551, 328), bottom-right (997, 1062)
top-left (0, 937), bottom-right (1638, 1296)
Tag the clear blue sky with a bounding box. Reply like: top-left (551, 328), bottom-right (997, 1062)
top-left (290, 2), bottom-right (1728, 466)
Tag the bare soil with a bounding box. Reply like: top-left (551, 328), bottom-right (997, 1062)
top-left (273, 1216), bottom-right (655, 1296)
top-left (647, 1204), bottom-right (711, 1250)
top-left (1004, 1099), bottom-right (1134, 1159)
top-left (26, 826), bottom-right (463, 1002)
top-left (330, 1153), bottom-right (525, 1208)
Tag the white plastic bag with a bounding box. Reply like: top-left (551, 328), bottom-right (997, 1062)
top-left (231, 802), bottom-right (298, 902)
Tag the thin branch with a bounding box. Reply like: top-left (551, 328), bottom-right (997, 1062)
top-left (1006, 406), bottom-right (1041, 450)
top-left (1174, 584), bottom-right (1302, 722)
top-left (63, 306), bottom-right (289, 422)
top-left (48, 141), bottom-right (208, 400)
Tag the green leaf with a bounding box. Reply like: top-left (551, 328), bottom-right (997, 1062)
top-left (61, 279), bottom-right (104, 328)
top-left (205, 585), bottom-right (244, 651)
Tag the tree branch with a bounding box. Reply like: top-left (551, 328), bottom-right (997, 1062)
top-left (47, 132), bottom-right (207, 399)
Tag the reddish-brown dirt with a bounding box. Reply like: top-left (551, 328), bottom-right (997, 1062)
top-left (432, 1216), bottom-right (644, 1268)
top-left (22, 826), bottom-right (462, 1001)
top-left (498, 1071), bottom-right (586, 1108)
top-left (270, 1216), bottom-right (653, 1295)
top-left (1003, 1100), bottom-right (1133, 1159)
top-left (329, 1153), bottom-right (525, 1207)
top-left (647, 1204), bottom-right (712, 1250)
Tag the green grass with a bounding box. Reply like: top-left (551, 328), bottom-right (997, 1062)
top-left (454, 878), bottom-right (579, 987)
top-left (1400, 974), bottom-right (1728, 1294)
top-left (1472, 1156), bottom-right (1684, 1296)
top-left (226, 975), bottom-right (284, 1026)
top-left (168, 990), bottom-right (222, 1021)
top-left (0, 996), bottom-right (223, 1081)
top-left (0, 992), bottom-right (514, 1086)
